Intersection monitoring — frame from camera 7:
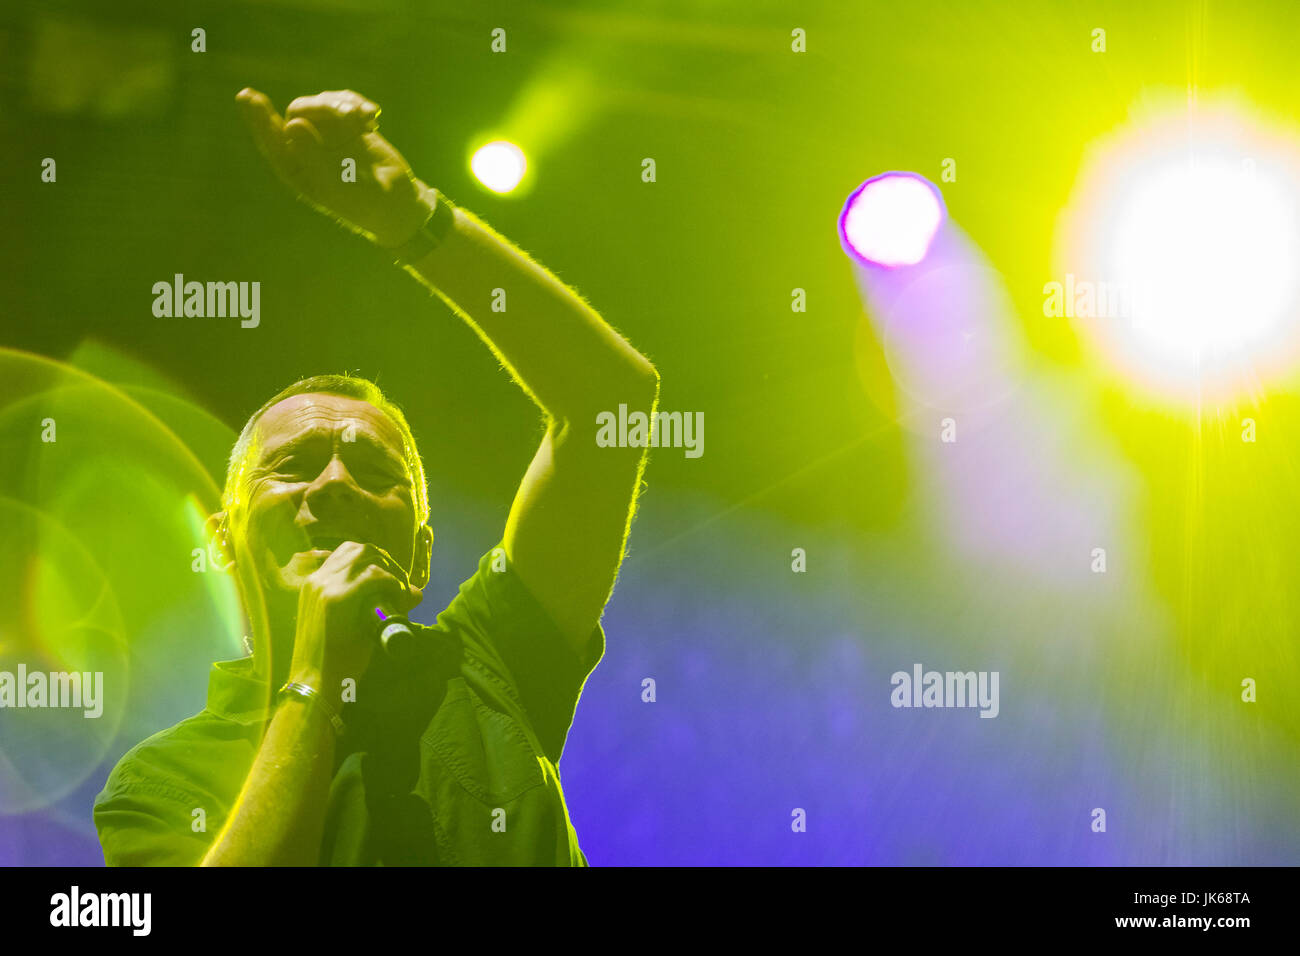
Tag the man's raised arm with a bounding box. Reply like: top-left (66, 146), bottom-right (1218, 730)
top-left (237, 88), bottom-right (659, 654)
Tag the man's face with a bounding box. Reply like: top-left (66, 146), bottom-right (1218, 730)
top-left (232, 392), bottom-right (424, 607)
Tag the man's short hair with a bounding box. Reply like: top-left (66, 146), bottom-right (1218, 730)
top-left (223, 373), bottom-right (429, 524)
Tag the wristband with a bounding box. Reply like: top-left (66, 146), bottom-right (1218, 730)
top-left (390, 188), bottom-right (457, 266)
top-left (278, 680), bottom-right (346, 737)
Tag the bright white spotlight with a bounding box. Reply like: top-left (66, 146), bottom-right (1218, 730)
top-left (1056, 102), bottom-right (1300, 403)
top-left (1111, 158), bottom-right (1298, 366)
top-left (840, 173), bottom-right (945, 268)
top-left (471, 140), bottom-right (527, 194)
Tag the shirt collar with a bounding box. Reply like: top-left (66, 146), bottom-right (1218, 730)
top-left (205, 656), bottom-right (275, 725)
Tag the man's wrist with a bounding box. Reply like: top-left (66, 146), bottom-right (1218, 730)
top-left (384, 184), bottom-right (458, 266)
top-left (376, 181), bottom-right (438, 250)
top-left (278, 679), bottom-right (346, 737)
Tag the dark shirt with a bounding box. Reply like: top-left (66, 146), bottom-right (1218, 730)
top-left (93, 543), bottom-right (604, 866)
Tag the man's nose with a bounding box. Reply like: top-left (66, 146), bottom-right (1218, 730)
top-left (304, 455), bottom-right (361, 503)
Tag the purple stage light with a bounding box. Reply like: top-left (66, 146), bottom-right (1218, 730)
top-left (839, 172), bottom-right (946, 268)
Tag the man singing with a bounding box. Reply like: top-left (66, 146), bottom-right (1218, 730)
top-left (92, 88), bottom-right (659, 865)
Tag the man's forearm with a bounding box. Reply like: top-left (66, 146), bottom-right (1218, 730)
top-left (200, 697), bottom-right (337, 866)
top-left (399, 185), bottom-right (659, 421)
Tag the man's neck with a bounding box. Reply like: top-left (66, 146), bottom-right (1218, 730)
top-left (248, 606), bottom-right (298, 689)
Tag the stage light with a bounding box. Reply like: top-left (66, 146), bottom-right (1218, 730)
top-left (470, 140), bottom-right (527, 194)
top-left (839, 172), bottom-right (946, 268)
top-left (1111, 158), bottom-right (1296, 366)
top-left (1056, 102), bottom-right (1300, 404)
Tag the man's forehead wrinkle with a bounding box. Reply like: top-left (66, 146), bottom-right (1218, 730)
top-left (253, 415), bottom-right (408, 471)
top-left (263, 392), bottom-right (393, 424)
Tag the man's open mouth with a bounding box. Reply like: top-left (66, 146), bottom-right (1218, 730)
top-left (303, 534), bottom-right (359, 552)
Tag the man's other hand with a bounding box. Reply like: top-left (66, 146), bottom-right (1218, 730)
top-left (236, 87), bottom-right (434, 248)
top-left (289, 541), bottom-right (424, 692)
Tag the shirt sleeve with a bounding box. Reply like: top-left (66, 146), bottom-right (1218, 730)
top-left (93, 743), bottom-right (217, 867)
top-left (436, 542), bottom-right (605, 765)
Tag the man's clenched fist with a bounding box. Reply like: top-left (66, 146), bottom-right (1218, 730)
top-left (235, 87), bottom-right (434, 248)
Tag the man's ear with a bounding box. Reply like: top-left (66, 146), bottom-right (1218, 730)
top-left (410, 524), bottom-right (433, 588)
top-left (204, 511), bottom-right (235, 571)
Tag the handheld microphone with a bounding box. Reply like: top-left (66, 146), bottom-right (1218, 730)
top-left (373, 606), bottom-right (418, 661)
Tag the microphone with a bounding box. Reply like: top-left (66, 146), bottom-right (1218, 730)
top-left (373, 606), bottom-right (419, 661)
